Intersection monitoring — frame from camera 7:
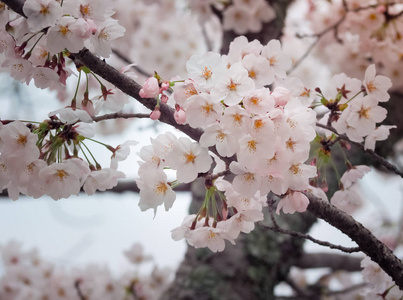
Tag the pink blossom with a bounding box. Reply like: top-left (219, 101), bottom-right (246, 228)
top-left (276, 191), bottom-right (310, 215)
top-left (139, 77), bottom-right (160, 98)
top-left (150, 107), bottom-right (161, 120)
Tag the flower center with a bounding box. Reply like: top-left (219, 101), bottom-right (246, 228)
top-left (366, 81), bottom-right (377, 93)
top-left (80, 4), bottom-right (92, 17)
top-left (59, 25), bottom-right (70, 36)
top-left (201, 103), bottom-right (214, 116)
top-left (248, 70), bottom-right (256, 79)
top-left (185, 152), bottom-right (196, 164)
top-left (202, 66), bottom-right (213, 80)
top-left (227, 79), bottom-right (239, 91)
top-left (56, 170), bottom-right (67, 182)
top-left (249, 96), bottom-right (261, 107)
top-left (358, 106), bottom-right (371, 119)
top-left (290, 164), bottom-right (301, 175)
top-left (40, 4), bottom-right (49, 15)
top-left (155, 183), bottom-right (168, 195)
top-left (232, 113), bottom-right (243, 126)
top-left (17, 134), bottom-right (27, 145)
top-left (247, 139), bottom-right (257, 153)
top-left (216, 131), bottom-right (226, 142)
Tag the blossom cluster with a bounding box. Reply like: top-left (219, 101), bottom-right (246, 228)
top-left (0, 116), bottom-right (134, 200)
top-left (0, 240), bottom-right (171, 300)
top-left (319, 64), bottom-right (395, 150)
top-left (136, 36), bottom-right (319, 252)
top-left (297, 0), bottom-right (403, 91)
top-left (189, 0), bottom-right (276, 35)
top-left (0, 0), bottom-right (125, 91)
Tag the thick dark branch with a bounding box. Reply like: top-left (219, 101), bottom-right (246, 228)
top-left (306, 192), bottom-right (403, 289)
top-left (295, 252), bottom-right (362, 272)
top-left (111, 49), bottom-right (152, 78)
top-left (2, 0), bottom-right (25, 16)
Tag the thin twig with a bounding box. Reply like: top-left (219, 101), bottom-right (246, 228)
top-left (112, 49), bottom-right (152, 78)
top-left (324, 282), bottom-right (367, 297)
top-left (74, 280), bottom-right (86, 300)
top-left (264, 200), bottom-right (361, 253)
top-left (92, 112), bottom-right (150, 122)
top-left (316, 122), bottom-right (403, 178)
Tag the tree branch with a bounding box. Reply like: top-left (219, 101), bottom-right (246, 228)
top-left (264, 201), bottom-right (361, 253)
top-left (295, 252), bottom-right (362, 272)
top-left (316, 123), bottom-right (403, 178)
top-left (306, 192), bottom-right (403, 289)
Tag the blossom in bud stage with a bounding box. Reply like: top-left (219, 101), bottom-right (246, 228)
top-left (174, 106), bottom-right (186, 124)
top-left (272, 87), bottom-right (291, 107)
top-left (139, 77), bottom-right (159, 98)
top-left (150, 107), bottom-right (161, 120)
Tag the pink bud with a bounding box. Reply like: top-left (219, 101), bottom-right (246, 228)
top-left (160, 94), bottom-right (169, 104)
top-left (150, 107), bottom-right (161, 120)
top-left (85, 19), bottom-right (98, 35)
top-left (161, 81), bottom-right (170, 91)
top-left (140, 77), bottom-right (160, 98)
top-left (174, 108), bottom-right (186, 124)
top-left (377, 5), bottom-right (386, 13)
top-left (272, 87), bottom-right (291, 106)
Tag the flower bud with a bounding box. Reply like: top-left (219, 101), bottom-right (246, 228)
top-left (140, 77), bottom-right (160, 98)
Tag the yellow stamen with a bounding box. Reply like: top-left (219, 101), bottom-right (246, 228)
top-left (247, 139), bottom-right (257, 153)
top-left (56, 170), bottom-right (67, 182)
top-left (59, 25), bottom-right (70, 36)
top-left (290, 164), bottom-right (301, 175)
top-left (202, 66), bottom-right (213, 80)
top-left (40, 4), bottom-right (49, 15)
top-left (185, 152), bottom-right (196, 164)
top-left (155, 183), bottom-right (168, 195)
top-left (201, 103), bottom-right (214, 116)
top-left (17, 134), bottom-right (27, 145)
top-left (227, 79), bottom-right (238, 91)
top-left (358, 106), bottom-right (371, 119)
